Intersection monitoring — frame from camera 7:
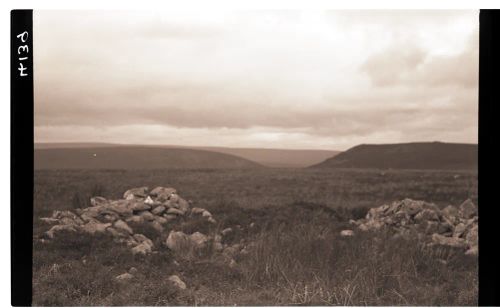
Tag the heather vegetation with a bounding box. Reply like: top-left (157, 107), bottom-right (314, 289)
top-left (33, 168), bottom-right (478, 305)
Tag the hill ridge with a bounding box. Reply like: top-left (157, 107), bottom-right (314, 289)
top-left (312, 142), bottom-right (477, 170)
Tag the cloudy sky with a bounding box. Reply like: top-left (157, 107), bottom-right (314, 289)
top-left (34, 10), bottom-right (478, 150)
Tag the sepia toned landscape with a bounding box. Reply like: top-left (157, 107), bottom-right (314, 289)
top-left (33, 10), bottom-right (478, 306)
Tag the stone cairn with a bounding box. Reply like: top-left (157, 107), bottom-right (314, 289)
top-left (40, 186), bottom-right (223, 256)
top-left (348, 198), bottom-right (478, 256)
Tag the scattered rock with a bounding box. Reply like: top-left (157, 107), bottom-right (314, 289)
top-left (167, 275), bottom-right (187, 290)
top-left (340, 230), bottom-right (354, 237)
top-left (115, 273), bottom-right (134, 281)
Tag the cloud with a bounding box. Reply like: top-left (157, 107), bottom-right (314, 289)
top-left (34, 10), bottom-right (478, 150)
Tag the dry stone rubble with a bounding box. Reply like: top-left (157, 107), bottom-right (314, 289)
top-left (351, 198), bottom-right (478, 255)
top-left (40, 186), bottom-right (219, 256)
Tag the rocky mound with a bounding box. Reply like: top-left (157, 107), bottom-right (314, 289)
top-left (39, 186), bottom-right (229, 256)
top-left (350, 198), bottom-right (478, 255)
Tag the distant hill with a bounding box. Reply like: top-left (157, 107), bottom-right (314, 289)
top-left (311, 142), bottom-right (478, 170)
top-left (195, 147), bottom-right (339, 168)
top-left (35, 143), bottom-right (340, 168)
top-left (34, 146), bottom-right (263, 170)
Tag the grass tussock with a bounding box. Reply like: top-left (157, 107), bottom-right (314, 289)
top-left (32, 168), bottom-right (478, 305)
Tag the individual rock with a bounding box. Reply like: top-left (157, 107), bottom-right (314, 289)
top-left (106, 227), bottom-right (125, 238)
top-left (213, 242), bottom-right (224, 252)
top-left (340, 230), bottom-right (355, 237)
top-left (131, 242), bottom-right (152, 255)
top-left (115, 272), bottom-right (134, 281)
top-left (166, 231), bottom-right (191, 252)
top-left (90, 196), bottom-right (107, 207)
top-left (150, 187), bottom-right (177, 202)
top-left (128, 267), bottom-right (138, 274)
top-left (465, 245), bottom-right (478, 256)
top-left (207, 217), bottom-right (217, 224)
top-left (189, 232), bottom-right (208, 248)
top-left (167, 275), bottom-right (186, 290)
top-left (155, 216), bottom-right (168, 224)
top-left (191, 207), bottom-right (206, 215)
top-left (167, 208), bottom-right (185, 216)
top-left (138, 211), bottom-right (156, 221)
top-left (465, 225), bottom-right (478, 247)
top-left (106, 200), bottom-right (134, 217)
top-left (99, 212), bottom-right (118, 223)
top-left (164, 214), bottom-right (177, 222)
top-left (221, 228), bottom-right (233, 236)
top-left (229, 259), bottom-right (237, 268)
top-left (424, 221), bottom-right (440, 235)
top-left (59, 217), bottom-right (80, 226)
top-left (150, 221), bottom-right (164, 233)
top-left (123, 187), bottom-right (149, 200)
top-left (400, 199), bottom-right (424, 216)
top-left (177, 198), bottom-right (190, 212)
top-left (459, 199), bottom-right (477, 219)
top-left (169, 193), bottom-right (180, 203)
top-left (223, 244), bottom-right (241, 258)
top-left (52, 210), bottom-right (79, 220)
top-left (45, 225), bottom-right (77, 239)
top-left (133, 233), bottom-right (152, 245)
top-left (152, 205), bottom-right (166, 215)
top-left (414, 209), bottom-right (439, 222)
top-left (125, 215), bottom-right (144, 224)
top-left (437, 221), bottom-right (453, 234)
top-left (40, 217), bottom-right (60, 224)
top-left (358, 223), bottom-right (369, 232)
top-left (114, 220), bottom-right (133, 235)
top-left (431, 233), bottom-right (468, 249)
top-left (453, 223), bottom-right (467, 238)
top-left (80, 222), bottom-right (112, 235)
top-left (202, 210), bottom-right (212, 217)
top-left (144, 196), bottom-right (154, 205)
top-left (129, 201), bottom-right (151, 212)
top-left (80, 213), bottom-right (100, 224)
top-left (442, 205), bottom-right (459, 217)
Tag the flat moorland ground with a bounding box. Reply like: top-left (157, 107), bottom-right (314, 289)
top-left (33, 168), bottom-right (478, 305)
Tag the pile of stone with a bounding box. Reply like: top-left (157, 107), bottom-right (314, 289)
top-left (40, 186), bottom-right (217, 255)
top-left (350, 198), bottom-right (478, 255)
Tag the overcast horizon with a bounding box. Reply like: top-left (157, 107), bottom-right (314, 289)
top-left (34, 10), bottom-right (479, 151)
